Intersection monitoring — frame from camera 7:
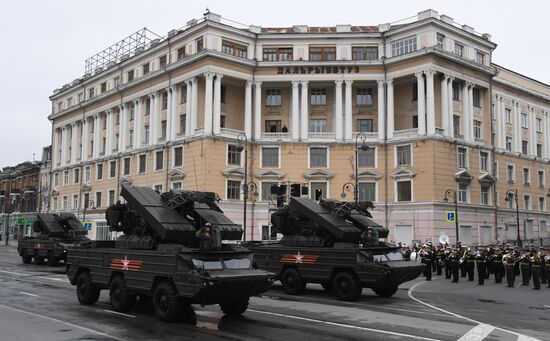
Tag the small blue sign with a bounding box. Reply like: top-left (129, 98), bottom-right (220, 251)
top-left (446, 211), bottom-right (456, 223)
top-left (83, 222), bottom-right (92, 230)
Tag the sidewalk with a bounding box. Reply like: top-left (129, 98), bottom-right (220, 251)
top-left (0, 239), bottom-right (18, 251)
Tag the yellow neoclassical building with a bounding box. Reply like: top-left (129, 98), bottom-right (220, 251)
top-left (47, 9), bottom-right (550, 245)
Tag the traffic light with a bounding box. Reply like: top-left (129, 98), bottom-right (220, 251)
top-left (290, 184), bottom-right (301, 197)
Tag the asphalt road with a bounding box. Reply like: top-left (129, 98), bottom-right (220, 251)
top-left (0, 244), bottom-right (547, 341)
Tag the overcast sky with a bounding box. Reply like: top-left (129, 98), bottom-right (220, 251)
top-left (0, 0), bottom-right (546, 168)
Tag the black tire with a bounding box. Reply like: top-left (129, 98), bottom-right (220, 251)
top-left (321, 281), bottom-right (333, 292)
top-left (21, 250), bottom-right (32, 264)
top-left (109, 275), bottom-right (136, 312)
top-left (76, 271), bottom-right (100, 305)
top-left (281, 268), bottom-right (306, 295)
top-left (153, 281), bottom-right (182, 322)
top-left (47, 251), bottom-right (59, 267)
top-left (33, 252), bottom-right (44, 265)
top-left (220, 299), bottom-right (249, 316)
top-left (332, 271), bottom-right (361, 301)
top-left (372, 286), bottom-right (398, 298)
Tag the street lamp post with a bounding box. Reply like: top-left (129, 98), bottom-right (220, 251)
top-left (443, 189), bottom-right (459, 244)
top-left (353, 132), bottom-right (370, 207)
top-left (236, 133), bottom-right (249, 242)
top-left (505, 189), bottom-right (522, 247)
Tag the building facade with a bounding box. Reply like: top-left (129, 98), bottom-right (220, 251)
top-left (47, 9), bottom-right (550, 245)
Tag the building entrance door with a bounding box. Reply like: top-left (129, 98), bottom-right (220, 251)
top-left (459, 225), bottom-right (472, 245)
top-left (479, 225), bottom-right (492, 245)
top-left (395, 224), bottom-right (413, 245)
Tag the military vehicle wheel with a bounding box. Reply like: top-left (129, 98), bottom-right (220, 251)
top-left (76, 272), bottom-right (100, 305)
top-left (21, 250), bottom-right (32, 264)
top-left (153, 281), bottom-right (182, 322)
top-left (47, 252), bottom-right (59, 266)
top-left (109, 275), bottom-right (136, 312)
top-left (281, 268), bottom-right (306, 295)
top-left (220, 299), bottom-right (249, 316)
top-left (332, 271), bottom-right (361, 301)
top-left (33, 252), bottom-right (44, 265)
top-left (372, 286), bottom-right (398, 298)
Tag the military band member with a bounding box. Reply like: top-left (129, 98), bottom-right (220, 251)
top-left (493, 249), bottom-right (504, 283)
top-left (465, 248), bottom-right (476, 281)
top-left (485, 246), bottom-right (494, 279)
top-left (444, 248), bottom-right (452, 279)
top-left (475, 248), bottom-right (486, 285)
top-left (419, 245), bottom-right (432, 281)
top-left (531, 252), bottom-right (542, 290)
top-left (503, 249), bottom-right (516, 288)
top-left (435, 245), bottom-right (445, 276)
top-left (541, 248), bottom-right (547, 285)
top-left (519, 250), bottom-right (532, 286)
top-left (448, 249), bottom-right (460, 283)
top-left (544, 250), bottom-right (550, 289)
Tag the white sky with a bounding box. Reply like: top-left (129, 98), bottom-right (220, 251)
top-left (0, 0), bottom-right (546, 168)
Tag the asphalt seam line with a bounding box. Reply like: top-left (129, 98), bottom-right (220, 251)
top-left (103, 310), bottom-right (136, 318)
top-left (18, 291), bottom-right (38, 297)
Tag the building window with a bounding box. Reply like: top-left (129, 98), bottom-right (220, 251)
top-left (521, 113), bottom-right (528, 128)
top-left (173, 182), bottom-right (182, 191)
top-left (452, 82), bottom-right (459, 101)
top-left (537, 144), bottom-right (542, 158)
top-left (523, 168), bottom-right (530, 185)
top-left (538, 170), bottom-right (545, 187)
top-left (95, 192), bottom-right (102, 208)
top-left (127, 70), bottom-right (134, 82)
top-left (454, 42), bottom-right (464, 57)
top-left (436, 33), bottom-right (444, 49)
top-left (457, 147), bottom-right (467, 169)
top-left (128, 129), bottom-right (134, 148)
top-left (74, 168), bottom-right (80, 184)
top-left (396, 145), bottom-right (411, 166)
top-left (142, 63), bottom-right (149, 75)
top-left (83, 193), bottom-right (90, 209)
top-left (174, 147), bottom-right (183, 167)
top-left (507, 194), bottom-right (515, 209)
top-left (309, 46), bottom-right (336, 61)
top-left (62, 196), bottom-right (68, 210)
top-left (453, 116), bottom-right (460, 136)
top-left (109, 160), bottom-right (116, 178)
top-left (458, 183), bottom-right (468, 203)
top-left (263, 47), bottom-right (293, 61)
top-left (144, 124), bottom-right (150, 144)
top-left (309, 119), bottom-right (327, 133)
top-left (524, 195), bottom-right (530, 210)
top-left (227, 180), bottom-right (241, 200)
top-left (480, 151), bottom-right (488, 172)
top-left (261, 225), bottom-right (276, 241)
top-left (396, 181), bottom-right (412, 202)
top-left (391, 36), bottom-right (417, 56)
top-left (78, 92), bottom-right (84, 103)
top-left (96, 163), bottom-right (103, 180)
top-left (358, 147), bottom-right (375, 168)
top-left (161, 120), bottom-right (167, 139)
top-left (222, 40), bottom-right (248, 58)
top-left (352, 46), bottom-right (378, 60)
top-left (506, 165), bottom-right (515, 182)
top-left (84, 166), bottom-right (91, 182)
top-left (261, 181), bottom-right (278, 202)
top-left (505, 108), bottom-right (511, 124)
top-left (505, 137), bottom-right (512, 151)
top-left (63, 170), bottom-right (69, 185)
top-left (196, 37), bottom-right (204, 52)
top-left (266, 89), bottom-right (282, 107)
top-left (177, 46), bottom-right (186, 60)
top-left (536, 118), bottom-right (542, 132)
top-left (100, 82), bottom-right (107, 93)
top-left (72, 194), bottom-right (79, 209)
top-left (476, 51), bottom-right (485, 64)
top-left (539, 197), bottom-right (545, 211)
top-left (310, 182), bottom-right (328, 201)
top-left (154, 184), bottom-right (163, 193)
top-left (53, 172), bottom-right (59, 186)
top-left (480, 186), bottom-right (490, 205)
top-left (123, 157), bottom-right (130, 175)
top-left (356, 88), bottom-right (373, 106)
top-left (88, 88), bottom-right (95, 99)
top-left (522, 140), bottom-right (528, 155)
top-left (227, 144), bottom-right (241, 166)
top-left (53, 196), bottom-right (58, 210)
top-left (159, 55), bottom-right (167, 68)
top-left (358, 182), bottom-right (376, 201)
top-left (309, 147), bottom-right (328, 168)
top-left (356, 119), bottom-right (373, 133)
top-left (155, 151), bottom-right (164, 170)
top-left (114, 76), bottom-right (120, 88)
top-left (261, 147), bottom-right (279, 168)
top-left (180, 87), bottom-right (187, 104)
top-left (310, 88), bottom-right (327, 106)
top-left (473, 89), bottom-right (481, 107)
top-left (162, 92), bottom-right (168, 110)
top-left (139, 154), bottom-right (147, 173)
top-left (108, 190), bottom-right (115, 207)
top-left (474, 120), bottom-right (482, 139)
top-left (265, 120), bottom-right (282, 133)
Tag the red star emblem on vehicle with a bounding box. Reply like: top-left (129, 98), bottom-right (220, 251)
top-left (281, 252), bottom-right (319, 264)
top-left (110, 255), bottom-right (143, 271)
top-left (294, 252), bottom-right (304, 263)
top-left (121, 255), bottom-right (130, 271)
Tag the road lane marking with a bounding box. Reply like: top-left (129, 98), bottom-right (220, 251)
top-left (18, 291), bottom-right (38, 297)
top-left (457, 323), bottom-right (494, 341)
top-left (103, 310), bottom-right (136, 318)
top-left (0, 270), bottom-right (28, 276)
top-left (408, 281), bottom-right (541, 341)
top-left (0, 304), bottom-right (127, 341)
top-left (249, 308), bottom-right (443, 341)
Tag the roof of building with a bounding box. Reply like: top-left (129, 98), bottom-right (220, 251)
top-left (260, 26), bottom-right (380, 34)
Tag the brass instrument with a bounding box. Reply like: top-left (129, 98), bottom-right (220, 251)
top-left (459, 250), bottom-right (467, 264)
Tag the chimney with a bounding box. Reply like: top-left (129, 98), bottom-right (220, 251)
top-left (249, 25), bottom-right (261, 33)
top-left (462, 24), bottom-right (475, 34)
top-left (336, 25), bottom-right (351, 33)
top-left (418, 9), bottom-right (439, 21)
top-left (293, 25), bottom-right (308, 33)
top-left (439, 15), bottom-right (454, 25)
top-left (378, 23), bottom-right (391, 32)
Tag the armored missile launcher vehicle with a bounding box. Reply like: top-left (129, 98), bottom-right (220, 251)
top-left (248, 197), bottom-right (424, 301)
top-left (66, 185), bottom-right (273, 322)
top-left (18, 213), bottom-right (90, 266)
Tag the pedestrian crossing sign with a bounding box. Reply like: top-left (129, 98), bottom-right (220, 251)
top-left (446, 211), bottom-right (456, 222)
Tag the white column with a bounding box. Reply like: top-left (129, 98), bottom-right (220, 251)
top-left (529, 106), bottom-right (537, 156)
top-left (544, 111), bottom-right (550, 158)
top-left (425, 70), bottom-right (436, 135)
top-left (61, 126), bottom-right (68, 164)
top-left (213, 74), bottom-right (223, 135)
top-left (415, 72), bottom-right (426, 135)
top-left (244, 80), bottom-right (253, 138)
top-left (512, 100), bottom-right (520, 152)
top-left (300, 81), bottom-right (309, 140)
top-left (120, 105), bottom-right (128, 151)
top-left (377, 80), bottom-right (385, 140)
top-left (447, 77), bottom-right (454, 138)
top-left (81, 119), bottom-right (88, 161)
top-left (462, 82), bottom-right (470, 141)
top-left (164, 88), bottom-right (172, 141)
top-left (93, 114), bottom-right (100, 158)
top-left (467, 84), bottom-right (475, 142)
top-left (192, 77), bottom-right (199, 134)
top-left (291, 81), bottom-right (300, 140)
top-left (134, 99), bottom-right (142, 147)
top-left (170, 86), bottom-right (179, 140)
top-left (440, 74), bottom-right (449, 136)
top-left (148, 95), bottom-right (157, 145)
top-left (71, 123), bottom-right (78, 163)
top-left (494, 96), bottom-right (502, 149)
top-left (185, 80), bottom-right (192, 136)
top-left (334, 80), bottom-right (343, 140)
top-left (386, 79), bottom-right (394, 139)
top-left (203, 72), bottom-right (214, 135)
top-left (344, 80), bottom-right (353, 140)
top-left (105, 111), bottom-right (112, 156)
top-left (253, 81), bottom-right (262, 140)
